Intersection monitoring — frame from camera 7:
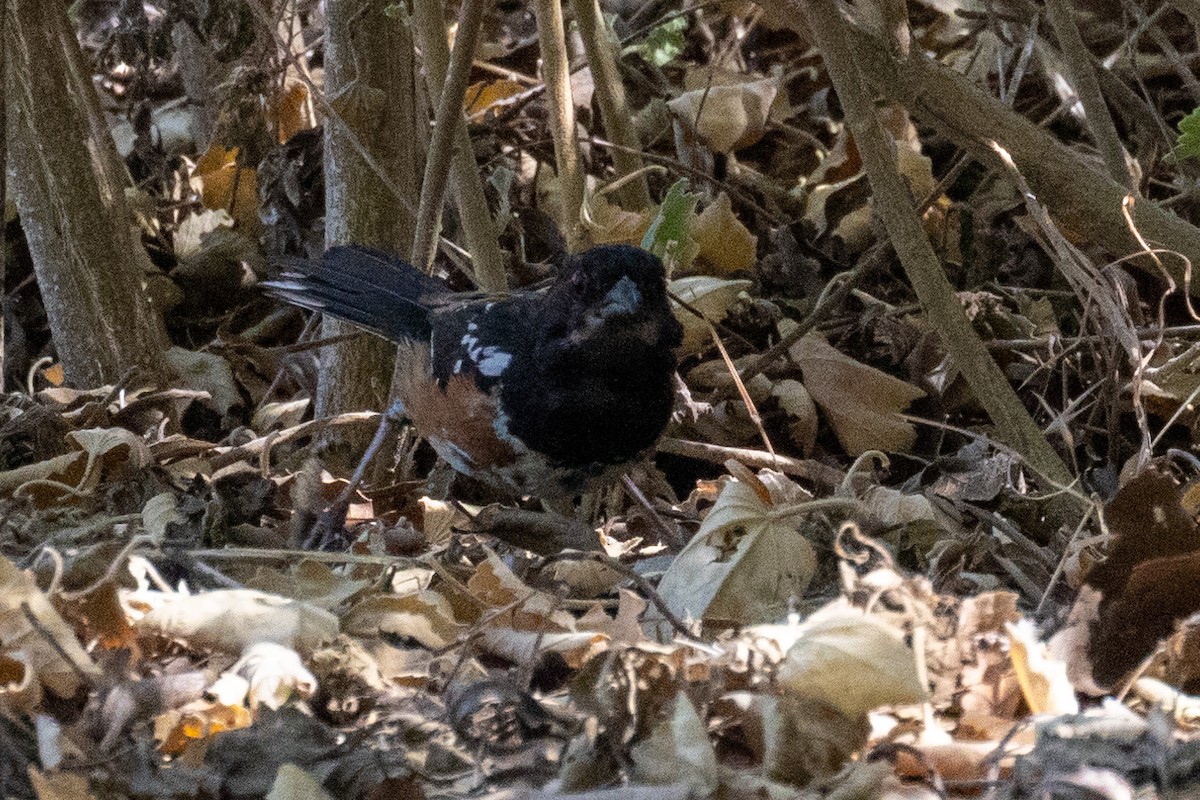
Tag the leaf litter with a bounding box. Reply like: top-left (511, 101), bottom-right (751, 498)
top-left (7, 1), bottom-right (1200, 798)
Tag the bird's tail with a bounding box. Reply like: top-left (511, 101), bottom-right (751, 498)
top-left (264, 245), bottom-right (449, 342)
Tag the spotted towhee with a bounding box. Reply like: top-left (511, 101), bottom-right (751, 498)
top-left (266, 245), bottom-right (683, 506)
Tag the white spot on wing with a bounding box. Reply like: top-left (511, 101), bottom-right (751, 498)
top-left (457, 331), bottom-right (513, 377)
top-left (476, 348), bottom-right (512, 376)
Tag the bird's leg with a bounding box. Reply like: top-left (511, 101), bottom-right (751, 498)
top-left (304, 400), bottom-right (408, 550)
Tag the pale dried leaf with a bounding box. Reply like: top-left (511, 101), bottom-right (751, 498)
top-left (773, 378), bottom-right (818, 454)
top-left (251, 399), bottom-right (309, 432)
top-left (669, 276), bottom-right (752, 356)
top-left (788, 331), bottom-right (925, 455)
top-left (165, 347), bottom-right (241, 416)
top-left (656, 479), bottom-right (817, 630)
top-left (226, 642), bottom-right (317, 710)
top-left (667, 77), bottom-right (778, 153)
top-left (778, 606), bottom-right (924, 718)
top-left (267, 764), bottom-right (334, 800)
top-left (341, 591), bottom-right (464, 650)
top-left (247, 560), bottom-right (370, 610)
top-left (142, 492), bottom-right (184, 542)
top-left (130, 588), bottom-right (338, 654)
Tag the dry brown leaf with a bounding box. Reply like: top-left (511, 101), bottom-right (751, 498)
top-left (758, 693), bottom-right (872, 786)
top-left (861, 485), bottom-right (958, 535)
top-left (802, 174), bottom-right (861, 239)
top-left (0, 652), bottom-right (39, 715)
top-left (418, 497), bottom-right (463, 546)
top-left (583, 192), bottom-right (654, 245)
top-left (340, 592), bottom-right (464, 650)
top-left (69, 427), bottom-right (151, 469)
top-left (191, 143), bottom-right (259, 233)
top-left (27, 769), bottom-right (98, 800)
top-left (40, 362), bottom-right (65, 387)
top-left (155, 698), bottom-right (254, 755)
top-left (464, 78), bottom-right (526, 119)
top-left (1006, 619), bottom-right (1078, 715)
top-left (543, 558), bottom-right (624, 598)
top-left (693, 193), bottom-right (757, 274)
top-left (0, 452), bottom-right (86, 506)
top-left (628, 691), bottom-right (718, 792)
top-left (667, 76), bottom-right (777, 153)
top-left (0, 558), bottom-right (100, 700)
top-left (476, 628), bottom-right (608, 669)
top-left (269, 79), bottom-right (311, 143)
top-left (787, 330), bottom-right (925, 455)
top-left (577, 589), bottom-right (649, 644)
top-left (464, 550), bottom-right (575, 631)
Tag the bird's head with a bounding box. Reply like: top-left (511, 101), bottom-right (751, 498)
top-left (544, 245), bottom-right (682, 353)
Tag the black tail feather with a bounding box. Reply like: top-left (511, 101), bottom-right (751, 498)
top-left (264, 245), bottom-right (448, 342)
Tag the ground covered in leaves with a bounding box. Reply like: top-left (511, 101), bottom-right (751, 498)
top-left (7, 0), bottom-right (1200, 798)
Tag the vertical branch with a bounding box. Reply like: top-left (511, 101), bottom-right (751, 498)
top-left (410, 0), bottom-right (486, 274)
top-left (570, 0), bottom-right (650, 210)
top-left (1045, 0), bottom-right (1132, 190)
top-left (533, 0), bottom-right (586, 251)
top-left (410, 0), bottom-right (507, 291)
top-left (5, 0), bottom-right (168, 386)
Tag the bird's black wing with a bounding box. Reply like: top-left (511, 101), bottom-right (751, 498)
top-left (428, 295), bottom-right (541, 391)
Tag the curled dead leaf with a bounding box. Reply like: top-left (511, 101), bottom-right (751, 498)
top-left (667, 77), bottom-right (778, 153)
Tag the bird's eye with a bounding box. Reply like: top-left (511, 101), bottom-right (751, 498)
top-left (570, 270), bottom-right (587, 292)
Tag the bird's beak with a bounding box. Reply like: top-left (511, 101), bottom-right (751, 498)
top-left (599, 275), bottom-right (641, 317)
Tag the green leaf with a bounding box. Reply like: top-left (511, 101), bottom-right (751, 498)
top-left (641, 179), bottom-right (699, 275)
top-left (1176, 108), bottom-right (1200, 161)
top-left (626, 16), bottom-right (688, 67)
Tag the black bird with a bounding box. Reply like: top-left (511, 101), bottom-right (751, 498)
top-left (264, 245), bottom-right (683, 506)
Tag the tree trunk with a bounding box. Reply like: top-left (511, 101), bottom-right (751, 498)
top-left (317, 0), bottom-right (421, 468)
top-left (4, 0), bottom-right (168, 387)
